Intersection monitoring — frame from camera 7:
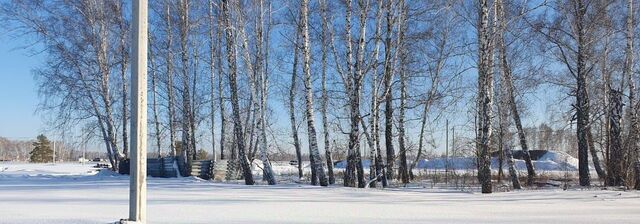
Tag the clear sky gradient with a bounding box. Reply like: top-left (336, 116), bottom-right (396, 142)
top-left (0, 34), bottom-right (43, 139)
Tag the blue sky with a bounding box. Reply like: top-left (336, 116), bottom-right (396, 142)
top-left (0, 34), bottom-right (43, 139)
top-left (0, 16), bottom-right (556, 155)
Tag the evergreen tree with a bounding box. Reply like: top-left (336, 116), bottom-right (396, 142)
top-left (29, 134), bottom-right (53, 163)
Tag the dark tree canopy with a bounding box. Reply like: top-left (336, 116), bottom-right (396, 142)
top-left (29, 134), bottom-right (53, 163)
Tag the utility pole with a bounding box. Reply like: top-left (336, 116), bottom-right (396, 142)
top-left (52, 140), bottom-right (56, 165)
top-left (452, 126), bottom-right (455, 158)
top-left (82, 142), bottom-right (86, 165)
top-left (445, 119), bottom-right (448, 184)
top-left (123, 0), bottom-right (148, 223)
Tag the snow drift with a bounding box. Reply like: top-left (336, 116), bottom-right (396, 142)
top-left (335, 151), bottom-right (580, 172)
top-left (417, 150), bottom-right (580, 171)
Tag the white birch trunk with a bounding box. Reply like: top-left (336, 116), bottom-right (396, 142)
top-left (165, 1), bottom-right (178, 157)
top-left (301, 0), bottom-right (328, 186)
top-left (476, 0), bottom-right (494, 194)
top-left (222, 0), bottom-right (254, 185)
top-left (319, 0), bottom-right (336, 185)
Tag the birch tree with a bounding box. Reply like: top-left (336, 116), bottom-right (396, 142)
top-left (351, 0), bottom-right (369, 188)
top-left (382, 0), bottom-right (397, 181)
top-left (623, 0), bottom-right (638, 188)
top-left (408, 1), bottom-right (466, 180)
top-left (301, 0), bottom-right (329, 187)
top-left (207, 0), bottom-right (217, 161)
top-left (319, 0), bottom-right (336, 185)
top-left (494, 0), bottom-right (536, 185)
top-left (495, 0), bottom-right (520, 190)
top-left (476, 0), bottom-right (494, 194)
top-left (177, 0), bottom-right (195, 166)
top-left (533, 0), bottom-right (610, 186)
top-left (216, 10), bottom-right (227, 161)
top-left (222, 0), bottom-right (254, 185)
top-left (609, 0), bottom-right (635, 187)
top-left (396, 0), bottom-right (409, 184)
top-left (149, 33), bottom-right (163, 157)
top-left (163, 1), bottom-right (178, 157)
top-left (572, 0), bottom-right (596, 186)
top-left (367, 0), bottom-right (386, 187)
top-left (0, 1), bottom-right (125, 169)
top-left (625, 0), bottom-right (640, 190)
top-left (255, 0), bottom-right (277, 185)
top-left (289, 20), bottom-right (304, 180)
top-left (114, 1), bottom-right (129, 158)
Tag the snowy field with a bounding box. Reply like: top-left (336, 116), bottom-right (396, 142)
top-left (1, 162), bottom-right (639, 224)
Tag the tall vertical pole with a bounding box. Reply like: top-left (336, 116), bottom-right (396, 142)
top-left (82, 142), bottom-right (86, 165)
top-left (445, 119), bottom-right (448, 184)
top-left (452, 126), bottom-right (455, 158)
top-left (52, 140), bottom-right (56, 164)
top-left (130, 0), bottom-right (148, 222)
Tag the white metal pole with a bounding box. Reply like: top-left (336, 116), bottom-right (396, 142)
top-left (129, 0), bottom-right (148, 222)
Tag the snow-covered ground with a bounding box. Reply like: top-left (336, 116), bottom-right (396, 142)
top-left (336, 151), bottom-right (581, 172)
top-left (1, 162), bottom-right (639, 224)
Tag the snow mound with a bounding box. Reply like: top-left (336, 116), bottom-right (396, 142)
top-left (523, 150), bottom-right (580, 171)
top-left (94, 168), bottom-right (120, 177)
top-left (538, 151), bottom-right (579, 168)
top-left (0, 162), bottom-right (100, 177)
top-left (414, 151), bottom-right (580, 171)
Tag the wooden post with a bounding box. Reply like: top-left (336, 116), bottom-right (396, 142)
top-left (128, 0), bottom-right (148, 223)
